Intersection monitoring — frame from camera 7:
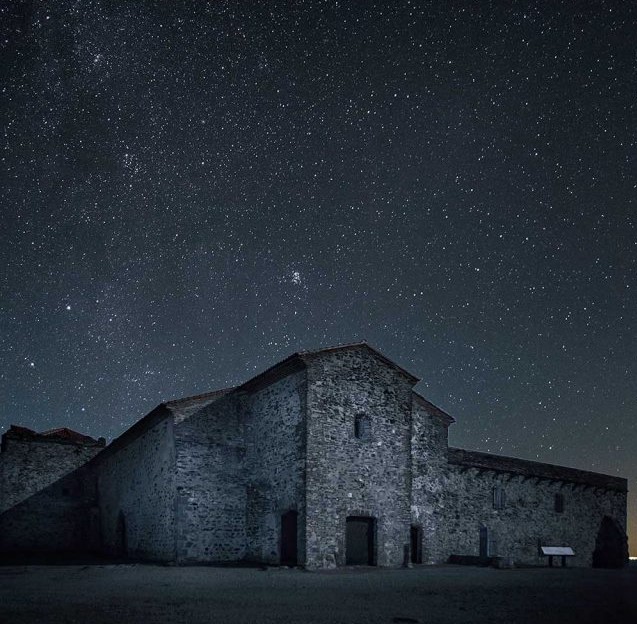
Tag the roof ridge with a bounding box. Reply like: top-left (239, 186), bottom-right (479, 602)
top-left (165, 387), bottom-right (235, 405)
top-left (300, 340), bottom-right (369, 355)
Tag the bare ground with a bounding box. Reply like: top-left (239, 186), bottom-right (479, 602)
top-left (0, 563), bottom-right (635, 624)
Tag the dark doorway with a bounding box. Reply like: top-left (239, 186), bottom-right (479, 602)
top-left (410, 525), bottom-right (423, 564)
top-left (479, 525), bottom-right (489, 559)
top-left (346, 516), bottom-right (375, 565)
top-left (592, 516), bottom-right (628, 568)
top-left (280, 510), bottom-right (298, 565)
top-left (115, 511), bottom-right (127, 557)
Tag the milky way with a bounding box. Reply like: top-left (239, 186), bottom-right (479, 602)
top-left (1, 1), bottom-right (635, 552)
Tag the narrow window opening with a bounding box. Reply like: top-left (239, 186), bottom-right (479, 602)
top-left (555, 493), bottom-right (564, 513)
top-left (493, 485), bottom-right (506, 510)
top-left (354, 413), bottom-right (371, 440)
top-left (479, 525), bottom-right (489, 558)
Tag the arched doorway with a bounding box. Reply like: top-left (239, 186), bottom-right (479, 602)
top-left (592, 516), bottom-right (628, 568)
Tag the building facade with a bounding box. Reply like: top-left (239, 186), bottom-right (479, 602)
top-left (0, 343), bottom-right (629, 567)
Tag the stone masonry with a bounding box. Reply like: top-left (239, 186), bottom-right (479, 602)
top-left (0, 426), bottom-right (105, 554)
top-left (0, 342), bottom-right (629, 567)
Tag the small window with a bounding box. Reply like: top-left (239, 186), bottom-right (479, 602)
top-left (555, 493), bottom-right (564, 513)
top-left (493, 485), bottom-right (506, 510)
top-left (354, 413), bottom-right (371, 440)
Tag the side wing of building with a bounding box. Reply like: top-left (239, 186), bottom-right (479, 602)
top-left (439, 448), bottom-right (627, 567)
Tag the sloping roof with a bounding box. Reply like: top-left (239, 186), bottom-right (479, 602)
top-left (88, 404), bottom-right (171, 465)
top-left (2, 425), bottom-right (103, 447)
top-left (237, 352), bottom-right (306, 393)
top-left (93, 389), bottom-right (237, 460)
top-left (5, 425), bottom-right (35, 436)
top-left (412, 391), bottom-right (455, 426)
top-left (40, 427), bottom-right (101, 444)
top-left (165, 387), bottom-right (236, 423)
top-left (448, 447), bottom-right (627, 492)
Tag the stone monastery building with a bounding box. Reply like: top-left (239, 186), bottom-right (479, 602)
top-left (0, 343), bottom-right (628, 568)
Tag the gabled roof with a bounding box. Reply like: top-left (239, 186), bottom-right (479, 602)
top-left (95, 342), bottom-right (428, 455)
top-left (299, 342), bottom-right (421, 384)
top-left (239, 341), bottom-right (420, 392)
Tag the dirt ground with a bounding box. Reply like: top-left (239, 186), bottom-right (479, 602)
top-left (0, 563), bottom-right (635, 624)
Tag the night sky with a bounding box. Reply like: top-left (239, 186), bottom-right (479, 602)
top-left (1, 1), bottom-right (635, 554)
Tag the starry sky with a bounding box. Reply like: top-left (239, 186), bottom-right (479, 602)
top-left (1, 1), bottom-right (635, 554)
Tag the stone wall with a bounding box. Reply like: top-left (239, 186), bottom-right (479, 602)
top-left (410, 397), bottom-right (453, 563)
top-left (174, 393), bottom-right (246, 563)
top-left (243, 370), bottom-right (307, 564)
top-left (430, 451), bottom-right (628, 567)
top-left (304, 346), bottom-right (416, 568)
top-left (0, 433), bottom-right (103, 555)
top-left (0, 436), bottom-right (102, 514)
top-left (0, 462), bottom-right (99, 555)
top-left (96, 412), bottom-right (176, 561)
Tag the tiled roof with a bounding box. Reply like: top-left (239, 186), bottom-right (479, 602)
top-left (448, 447), bottom-right (627, 492)
top-left (40, 427), bottom-right (99, 444)
top-left (165, 387), bottom-right (235, 423)
top-left (2, 425), bottom-right (103, 446)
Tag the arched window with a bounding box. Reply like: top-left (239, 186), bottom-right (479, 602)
top-left (354, 413), bottom-right (371, 440)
